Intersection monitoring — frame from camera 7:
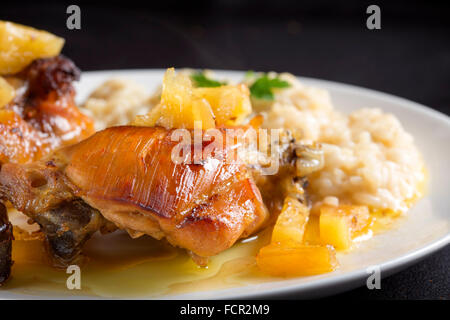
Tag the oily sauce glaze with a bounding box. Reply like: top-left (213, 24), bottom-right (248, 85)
top-left (2, 209), bottom-right (399, 298)
top-left (5, 223), bottom-right (271, 298)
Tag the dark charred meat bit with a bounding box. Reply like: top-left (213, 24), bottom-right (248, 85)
top-left (0, 202), bottom-right (13, 285)
top-left (0, 55), bottom-right (94, 165)
top-left (18, 54), bottom-right (80, 99)
top-left (35, 199), bottom-right (105, 267)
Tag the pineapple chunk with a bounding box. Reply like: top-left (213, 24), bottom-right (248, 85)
top-left (256, 243), bottom-right (338, 277)
top-left (133, 68), bottom-right (215, 130)
top-left (303, 215), bottom-right (320, 245)
top-left (0, 21), bottom-right (64, 75)
top-left (134, 68), bottom-right (252, 129)
top-left (195, 84), bottom-right (251, 125)
top-left (0, 76), bottom-right (14, 107)
top-left (320, 209), bottom-right (351, 250)
top-left (319, 205), bottom-right (370, 250)
top-left (256, 197), bottom-right (338, 277)
top-left (271, 196), bottom-right (309, 244)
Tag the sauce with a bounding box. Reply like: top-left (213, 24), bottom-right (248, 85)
top-left (4, 228), bottom-right (272, 298)
top-left (3, 182), bottom-right (421, 298)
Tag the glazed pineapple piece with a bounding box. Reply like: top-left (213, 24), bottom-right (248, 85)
top-left (271, 196), bottom-right (309, 244)
top-left (256, 243), bottom-right (338, 277)
top-left (0, 21), bottom-right (64, 75)
top-left (134, 68), bottom-right (215, 129)
top-left (134, 68), bottom-right (252, 129)
top-left (0, 77), bottom-right (14, 107)
top-left (319, 205), bottom-right (371, 250)
top-left (256, 196), bottom-right (339, 277)
top-left (195, 84), bottom-right (251, 125)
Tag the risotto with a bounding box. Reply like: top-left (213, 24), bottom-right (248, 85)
top-left (262, 73), bottom-right (425, 214)
top-left (81, 72), bottom-right (425, 215)
top-left (82, 78), bottom-right (157, 130)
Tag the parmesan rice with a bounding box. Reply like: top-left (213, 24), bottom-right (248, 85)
top-left (263, 73), bottom-right (425, 213)
top-left (81, 78), bottom-right (157, 130)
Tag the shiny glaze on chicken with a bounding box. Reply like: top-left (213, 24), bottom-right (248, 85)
top-left (0, 126), bottom-right (269, 262)
top-left (0, 55), bottom-right (94, 165)
top-left (65, 126), bottom-right (269, 258)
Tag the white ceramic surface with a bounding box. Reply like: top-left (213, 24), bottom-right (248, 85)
top-left (2, 70), bottom-right (449, 299)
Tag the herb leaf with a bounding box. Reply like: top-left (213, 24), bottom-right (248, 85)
top-left (191, 72), bottom-right (226, 87)
top-left (244, 70), bottom-right (255, 79)
top-left (249, 74), bottom-right (290, 100)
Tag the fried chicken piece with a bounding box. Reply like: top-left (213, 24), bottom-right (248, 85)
top-left (0, 55), bottom-right (94, 165)
top-left (0, 126), bottom-right (269, 260)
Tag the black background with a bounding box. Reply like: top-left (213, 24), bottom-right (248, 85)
top-left (1, 0), bottom-right (449, 299)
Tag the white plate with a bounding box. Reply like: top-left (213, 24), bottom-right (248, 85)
top-left (2, 70), bottom-right (450, 299)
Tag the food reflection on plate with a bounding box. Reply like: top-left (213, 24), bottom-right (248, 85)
top-left (0, 21), bottom-right (425, 297)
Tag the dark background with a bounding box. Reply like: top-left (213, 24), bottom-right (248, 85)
top-left (1, 0), bottom-right (449, 299)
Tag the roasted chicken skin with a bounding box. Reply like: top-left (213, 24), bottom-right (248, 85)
top-left (0, 55), bottom-right (95, 283)
top-left (0, 126), bottom-right (269, 260)
top-left (63, 126), bottom-right (269, 257)
top-left (0, 55), bottom-right (94, 165)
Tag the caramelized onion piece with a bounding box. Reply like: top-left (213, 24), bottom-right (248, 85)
top-left (295, 144), bottom-right (324, 177)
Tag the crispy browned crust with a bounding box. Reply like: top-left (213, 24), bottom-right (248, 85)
top-left (18, 54), bottom-right (80, 100)
top-left (0, 55), bottom-right (94, 165)
top-left (0, 202), bottom-right (13, 286)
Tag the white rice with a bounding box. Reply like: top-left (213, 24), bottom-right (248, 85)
top-left (263, 73), bottom-right (425, 213)
top-left (81, 78), bottom-right (157, 130)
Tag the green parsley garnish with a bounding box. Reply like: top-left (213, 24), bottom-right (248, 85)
top-left (191, 72), bottom-right (226, 88)
top-left (249, 74), bottom-right (290, 100)
top-left (244, 70), bottom-right (255, 79)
